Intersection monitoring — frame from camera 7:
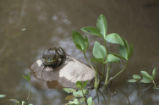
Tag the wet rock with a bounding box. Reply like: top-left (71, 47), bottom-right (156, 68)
top-left (30, 56), bottom-right (95, 88)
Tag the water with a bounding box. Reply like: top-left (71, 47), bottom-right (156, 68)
top-left (0, 0), bottom-right (159, 105)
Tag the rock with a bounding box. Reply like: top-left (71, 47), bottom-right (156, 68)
top-left (30, 56), bottom-right (95, 88)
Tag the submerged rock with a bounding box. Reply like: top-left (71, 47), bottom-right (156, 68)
top-left (30, 56), bottom-right (95, 88)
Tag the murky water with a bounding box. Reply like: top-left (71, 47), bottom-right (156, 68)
top-left (0, 0), bottom-right (159, 105)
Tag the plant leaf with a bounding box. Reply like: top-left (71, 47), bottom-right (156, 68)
top-left (93, 41), bottom-right (107, 61)
top-left (106, 33), bottom-right (124, 46)
top-left (140, 77), bottom-right (152, 83)
top-left (76, 81), bottom-right (88, 89)
top-left (140, 71), bottom-right (153, 81)
top-left (0, 94), bottom-right (6, 98)
top-left (128, 79), bottom-right (137, 83)
top-left (63, 88), bottom-right (75, 93)
top-left (87, 97), bottom-right (93, 105)
top-left (106, 54), bottom-right (120, 63)
top-left (133, 74), bottom-right (141, 80)
top-left (96, 14), bottom-right (107, 39)
top-left (73, 90), bottom-right (88, 97)
top-left (119, 39), bottom-right (133, 60)
top-left (72, 31), bottom-right (89, 52)
top-left (68, 99), bottom-right (80, 105)
top-left (152, 67), bottom-right (156, 79)
top-left (81, 27), bottom-right (101, 37)
top-left (23, 73), bottom-right (31, 82)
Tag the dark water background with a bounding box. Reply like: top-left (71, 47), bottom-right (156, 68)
top-left (0, 0), bottom-right (159, 105)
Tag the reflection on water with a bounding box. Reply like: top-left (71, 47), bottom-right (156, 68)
top-left (0, 0), bottom-right (159, 105)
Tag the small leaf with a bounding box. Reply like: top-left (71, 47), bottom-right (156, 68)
top-left (128, 79), bottom-right (137, 83)
top-left (106, 54), bottom-right (120, 63)
top-left (152, 67), bottom-right (157, 79)
top-left (140, 77), bottom-right (152, 83)
top-left (23, 73), bottom-right (31, 82)
top-left (93, 41), bottom-right (107, 61)
top-left (68, 99), bottom-right (80, 105)
top-left (76, 81), bottom-right (88, 89)
top-left (140, 71), bottom-right (153, 81)
top-left (106, 33), bottom-right (124, 46)
top-left (63, 88), bottom-right (75, 93)
top-left (73, 90), bottom-right (88, 97)
top-left (133, 74), bottom-right (141, 80)
top-left (96, 14), bottom-right (107, 39)
top-left (0, 94), bottom-right (6, 98)
top-left (72, 31), bottom-right (89, 52)
top-left (119, 39), bottom-right (133, 60)
top-left (87, 97), bottom-right (93, 105)
top-left (119, 45), bottom-right (128, 60)
top-left (81, 27), bottom-right (101, 37)
top-left (9, 99), bottom-right (20, 104)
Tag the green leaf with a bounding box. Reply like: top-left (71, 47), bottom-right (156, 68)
top-left (152, 67), bottom-right (157, 79)
top-left (93, 41), bottom-right (107, 61)
top-left (76, 81), bottom-right (88, 89)
top-left (128, 79), bottom-right (137, 83)
top-left (140, 77), bottom-right (152, 83)
top-left (72, 31), bottom-right (89, 52)
top-left (0, 94), bottom-right (6, 98)
top-left (81, 27), bottom-right (101, 37)
top-left (87, 97), bottom-right (93, 105)
top-left (68, 99), bottom-right (80, 105)
top-left (73, 90), bottom-right (88, 97)
top-left (119, 39), bottom-right (133, 60)
top-left (105, 33), bottom-right (124, 46)
top-left (96, 14), bottom-right (107, 39)
top-left (63, 88), bottom-right (75, 93)
top-left (140, 71), bottom-right (153, 81)
top-left (23, 73), bottom-right (31, 82)
top-left (106, 54), bottom-right (120, 63)
top-left (133, 74), bottom-right (141, 80)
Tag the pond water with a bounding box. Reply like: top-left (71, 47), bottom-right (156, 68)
top-left (0, 0), bottom-right (159, 105)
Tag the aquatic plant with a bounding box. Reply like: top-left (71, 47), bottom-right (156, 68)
top-left (72, 14), bottom-right (133, 89)
top-left (64, 81), bottom-right (94, 105)
top-left (128, 67), bottom-right (159, 89)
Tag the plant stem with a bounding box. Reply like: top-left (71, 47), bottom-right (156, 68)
top-left (81, 88), bottom-right (88, 105)
top-left (109, 62), bottom-right (128, 82)
top-left (104, 64), bottom-right (110, 86)
top-left (152, 80), bottom-right (157, 88)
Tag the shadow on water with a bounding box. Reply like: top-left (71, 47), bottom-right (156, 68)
top-left (0, 0), bottom-right (159, 105)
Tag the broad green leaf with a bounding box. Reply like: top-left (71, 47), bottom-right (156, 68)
top-left (119, 46), bottom-right (128, 60)
top-left (63, 88), bottom-right (75, 93)
top-left (87, 97), bottom-right (93, 105)
top-left (96, 14), bottom-right (107, 39)
top-left (119, 39), bottom-right (133, 60)
top-left (93, 41), bottom-right (107, 61)
top-left (81, 27), bottom-right (101, 37)
top-left (73, 90), bottom-right (88, 97)
top-left (76, 81), bottom-right (88, 89)
top-left (22, 101), bottom-right (25, 105)
top-left (140, 77), bottom-right (152, 83)
top-left (133, 74), bottom-right (141, 80)
top-left (23, 73), bottom-right (31, 82)
top-left (106, 54), bottom-right (120, 63)
top-left (68, 99), bottom-right (80, 105)
top-left (128, 79), bottom-right (137, 83)
top-left (140, 71), bottom-right (153, 81)
top-left (0, 94), bottom-right (6, 98)
top-left (152, 67), bottom-right (156, 79)
top-left (72, 31), bottom-right (89, 52)
top-left (106, 33), bottom-right (124, 46)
